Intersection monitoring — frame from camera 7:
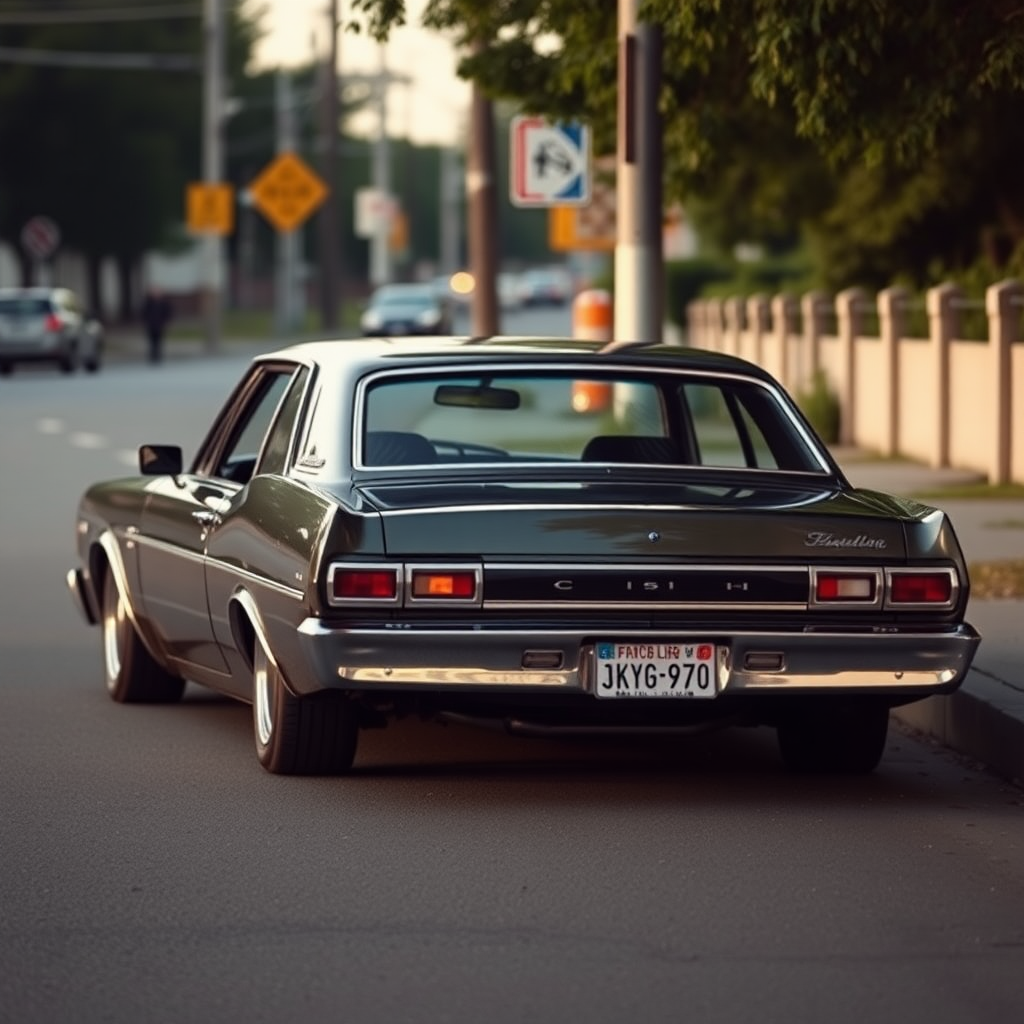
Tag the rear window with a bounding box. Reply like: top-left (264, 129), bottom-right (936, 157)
top-left (0, 298), bottom-right (50, 315)
top-left (359, 368), bottom-right (825, 472)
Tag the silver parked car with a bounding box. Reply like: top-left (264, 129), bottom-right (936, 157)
top-left (0, 287), bottom-right (103, 374)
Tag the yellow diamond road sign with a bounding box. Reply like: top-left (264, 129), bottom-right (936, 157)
top-left (249, 152), bottom-right (328, 233)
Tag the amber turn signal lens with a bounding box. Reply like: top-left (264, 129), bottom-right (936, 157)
top-left (410, 571), bottom-right (476, 599)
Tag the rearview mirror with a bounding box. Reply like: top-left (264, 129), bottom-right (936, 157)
top-left (434, 384), bottom-right (520, 410)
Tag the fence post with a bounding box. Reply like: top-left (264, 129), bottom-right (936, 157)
top-left (985, 279), bottom-right (1021, 484)
top-left (724, 297), bottom-right (744, 356)
top-left (926, 282), bottom-right (960, 468)
top-left (878, 286), bottom-right (907, 457)
top-left (801, 290), bottom-right (828, 391)
top-left (747, 294), bottom-right (770, 367)
top-left (771, 293), bottom-right (798, 391)
top-left (836, 288), bottom-right (865, 446)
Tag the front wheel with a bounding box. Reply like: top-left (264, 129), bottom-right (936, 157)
top-left (253, 640), bottom-right (358, 775)
top-left (777, 700), bottom-right (890, 774)
top-left (101, 563), bottom-right (185, 703)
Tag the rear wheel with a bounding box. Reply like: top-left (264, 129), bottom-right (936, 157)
top-left (777, 700), bottom-right (890, 774)
top-left (101, 563), bottom-right (185, 703)
top-left (253, 639), bottom-right (358, 775)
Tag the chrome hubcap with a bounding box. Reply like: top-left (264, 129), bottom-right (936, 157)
top-left (254, 644), bottom-right (274, 747)
top-left (101, 581), bottom-right (124, 691)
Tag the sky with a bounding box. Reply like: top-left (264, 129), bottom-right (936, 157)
top-left (251, 0), bottom-right (470, 146)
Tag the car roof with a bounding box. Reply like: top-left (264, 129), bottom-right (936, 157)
top-left (257, 335), bottom-right (779, 382)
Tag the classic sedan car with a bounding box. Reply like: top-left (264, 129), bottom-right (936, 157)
top-left (67, 337), bottom-right (981, 775)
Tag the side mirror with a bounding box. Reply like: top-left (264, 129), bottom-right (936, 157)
top-left (139, 444), bottom-right (183, 476)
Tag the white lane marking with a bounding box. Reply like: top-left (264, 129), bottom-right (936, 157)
top-left (37, 417), bottom-right (65, 435)
top-left (69, 431), bottom-right (108, 449)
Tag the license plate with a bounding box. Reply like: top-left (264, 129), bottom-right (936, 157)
top-left (593, 641), bottom-right (718, 699)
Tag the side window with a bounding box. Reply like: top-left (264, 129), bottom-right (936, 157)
top-left (684, 382), bottom-right (779, 469)
top-left (214, 370), bottom-right (294, 483)
top-left (258, 366), bottom-right (310, 475)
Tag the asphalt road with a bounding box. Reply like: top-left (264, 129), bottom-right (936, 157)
top-left (2, 335), bottom-right (1023, 1024)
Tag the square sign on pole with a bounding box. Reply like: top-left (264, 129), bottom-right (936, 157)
top-left (510, 116), bottom-right (591, 208)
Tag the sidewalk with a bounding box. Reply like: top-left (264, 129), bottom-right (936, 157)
top-left (835, 447), bottom-right (1024, 785)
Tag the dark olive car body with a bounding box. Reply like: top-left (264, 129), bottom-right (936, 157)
top-left (68, 337), bottom-right (981, 775)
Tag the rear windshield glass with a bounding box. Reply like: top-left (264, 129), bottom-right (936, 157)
top-left (360, 369), bottom-right (826, 473)
top-left (0, 298), bottom-right (50, 315)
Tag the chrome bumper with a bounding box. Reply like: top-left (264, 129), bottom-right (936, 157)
top-left (66, 568), bottom-right (98, 626)
top-left (293, 620), bottom-right (982, 699)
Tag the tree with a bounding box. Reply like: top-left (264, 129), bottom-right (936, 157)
top-left (0, 0), bottom-right (260, 317)
top-left (347, 0), bottom-right (1024, 287)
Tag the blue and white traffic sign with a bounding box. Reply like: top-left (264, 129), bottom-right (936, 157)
top-left (510, 116), bottom-right (591, 207)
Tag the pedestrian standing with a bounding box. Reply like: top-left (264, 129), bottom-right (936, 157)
top-left (141, 287), bottom-right (173, 364)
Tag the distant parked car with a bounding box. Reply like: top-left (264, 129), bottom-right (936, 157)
top-left (518, 266), bottom-right (573, 307)
top-left (361, 283), bottom-right (452, 336)
top-left (0, 286), bottom-right (102, 374)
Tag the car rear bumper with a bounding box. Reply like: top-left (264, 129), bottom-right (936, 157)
top-left (293, 620), bottom-right (982, 701)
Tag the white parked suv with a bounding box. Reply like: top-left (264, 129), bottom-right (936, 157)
top-left (0, 286), bottom-right (103, 374)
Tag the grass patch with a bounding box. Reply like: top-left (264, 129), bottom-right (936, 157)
top-left (910, 483), bottom-right (1024, 500)
top-left (969, 560), bottom-right (1024, 599)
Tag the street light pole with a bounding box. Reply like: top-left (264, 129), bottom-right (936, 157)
top-left (201, 0), bottom-right (225, 351)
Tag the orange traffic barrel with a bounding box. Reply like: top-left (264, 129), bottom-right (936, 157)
top-left (572, 289), bottom-right (613, 412)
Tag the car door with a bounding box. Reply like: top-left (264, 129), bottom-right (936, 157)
top-left (136, 365), bottom-right (297, 678)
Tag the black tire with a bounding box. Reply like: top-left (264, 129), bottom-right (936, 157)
top-left (777, 700), bottom-right (890, 774)
top-left (101, 563), bottom-right (185, 703)
top-left (252, 639), bottom-right (358, 775)
top-left (0, 362), bottom-right (11, 376)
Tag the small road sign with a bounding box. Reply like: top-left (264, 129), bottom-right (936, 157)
top-left (510, 116), bottom-right (591, 208)
top-left (186, 182), bottom-right (235, 235)
top-left (249, 152), bottom-right (328, 233)
top-left (20, 216), bottom-right (60, 261)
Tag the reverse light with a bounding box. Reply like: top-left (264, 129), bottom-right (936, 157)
top-left (813, 571), bottom-right (878, 604)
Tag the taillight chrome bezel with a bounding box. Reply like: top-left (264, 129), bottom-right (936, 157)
top-left (810, 565), bottom-right (959, 611)
top-left (810, 568), bottom-right (883, 609)
top-left (326, 562), bottom-right (483, 608)
top-left (326, 562), bottom-right (402, 607)
top-left (885, 567), bottom-right (959, 610)
top-left (405, 564), bottom-right (483, 607)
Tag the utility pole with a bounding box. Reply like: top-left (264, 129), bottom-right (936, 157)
top-left (317, 0), bottom-right (341, 331)
top-left (371, 45), bottom-right (393, 287)
top-left (614, 0), bottom-right (663, 344)
top-left (274, 71), bottom-right (302, 336)
top-left (466, 48), bottom-right (498, 336)
top-left (201, 0), bottom-right (225, 351)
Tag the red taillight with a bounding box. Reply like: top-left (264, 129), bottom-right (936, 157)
top-left (44, 313), bottom-right (62, 333)
top-left (815, 573), bottom-right (876, 602)
top-left (889, 573), bottom-right (953, 604)
top-left (410, 570), bottom-right (477, 599)
top-left (332, 569), bottom-right (397, 600)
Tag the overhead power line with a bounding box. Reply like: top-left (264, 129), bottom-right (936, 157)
top-left (0, 4), bottom-right (201, 25)
top-left (0, 46), bottom-right (198, 71)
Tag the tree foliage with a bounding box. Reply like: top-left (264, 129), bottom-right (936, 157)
top-left (0, 0), bottom-right (259, 313)
top-left (349, 0), bottom-right (1024, 288)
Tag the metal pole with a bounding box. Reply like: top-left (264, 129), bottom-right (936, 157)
top-left (317, 0), bottom-right (341, 331)
top-left (370, 45), bottom-right (392, 287)
top-left (201, 0), bottom-right (224, 351)
top-left (467, 70), bottom-right (498, 336)
top-left (614, 0), bottom-right (662, 344)
top-left (274, 71), bottom-right (300, 337)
